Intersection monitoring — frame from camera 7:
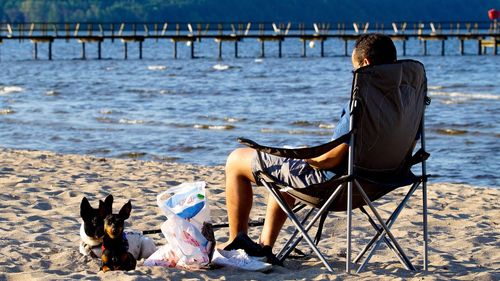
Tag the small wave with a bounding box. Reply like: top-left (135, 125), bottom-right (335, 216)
top-left (213, 64), bottom-right (230, 71)
top-left (0, 86), bottom-right (24, 95)
top-left (128, 88), bottom-right (159, 94)
top-left (50, 136), bottom-right (62, 141)
top-left (254, 59), bottom-right (264, 63)
top-left (45, 90), bottom-right (60, 96)
top-left (86, 148), bottom-right (112, 154)
top-left (291, 121), bottom-right (318, 127)
top-left (291, 121), bottom-right (335, 129)
top-left (117, 152), bottom-right (147, 159)
top-left (428, 85), bottom-right (444, 90)
top-left (194, 124), bottom-right (235, 130)
top-left (159, 90), bottom-right (173, 95)
top-left (319, 123), bottom-right (334, 129)
top-left (436, 128), bottom-right (468, 135)
top-left (430, 91), bottom-right (499, 101)
top-left (199, 116), bottom-right (246, 123)
top-left (169, 123), bottom-right (193, 129)
top-left (224, 117), bottom-right (245, 123)
top-left (168, 145), bottom-right (206, 152)
top-left (148, 65), bottom-right (167, 71)
top-left (261, 128), bottom-right (330, 136)
top-left (95, 117), bottom-right (115, 124)
top-left (151, 155), bottom-right (181, 162)
top-left (99, 109), bottom-right (113, 115)
top-left (289, 130), bottom-right (330, 136)
top-left (119, 118), bottom-right (147, 125)
top-left (0, 108), bottom-right (15, 115)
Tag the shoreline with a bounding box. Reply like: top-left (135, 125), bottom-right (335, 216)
top-left (0, 147), bottom-right (498, 280)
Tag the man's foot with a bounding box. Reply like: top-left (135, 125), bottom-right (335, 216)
top-left (224, 233), bottom-right (264, 256)
top-left (262, 246), bottom-right (283, 266)
top-left (223, 233), bottom-right (283, 266)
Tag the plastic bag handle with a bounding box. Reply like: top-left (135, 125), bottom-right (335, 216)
top-left (156, 181), bottom-right (206, 209)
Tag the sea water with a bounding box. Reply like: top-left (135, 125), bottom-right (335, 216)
top-left (0, 38), bottom-right (498, 187)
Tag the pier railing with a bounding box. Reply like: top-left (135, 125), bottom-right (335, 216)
top-left (1, 21), bottom-right (499, 37)
top-left (0, 21), bottom-right (498, 59)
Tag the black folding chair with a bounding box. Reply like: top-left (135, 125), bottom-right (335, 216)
top-left (238, 60), bottom-right (430, 273)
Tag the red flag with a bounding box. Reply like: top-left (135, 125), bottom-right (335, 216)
top-left (488, 9), bottom-right (500, 20)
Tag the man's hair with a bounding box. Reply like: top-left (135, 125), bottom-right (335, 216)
top-left (354, 34), bottom-right (397, 65)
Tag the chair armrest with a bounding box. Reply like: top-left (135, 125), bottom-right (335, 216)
top-left (237, 132), bottom-right (351, 159)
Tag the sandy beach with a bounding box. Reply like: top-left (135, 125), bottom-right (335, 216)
top-left (0, 147), bottom-right (498, 280)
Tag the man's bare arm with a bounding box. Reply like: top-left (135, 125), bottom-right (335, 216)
top-left (305, 143), bottom-right (349, 170)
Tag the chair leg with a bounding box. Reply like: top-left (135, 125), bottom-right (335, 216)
top-left (354, 207), bottom-right (377, 262)
top-left (346, 180), bottom-right (353, 272)
top-left (263, 181), bottom-right (335, 272)
top-left (358, 182), bottom-right (420, 272)
top-left (422, 179), bottom-right (429, 271)
top-left (421, 108), bottom-right (429, 271)
top-left (356, 207), bottom-right (412, 272)
top-left (355, 182), bottom-right (421, 272)
top-left (261, 181), bottom-right (342, 272)
top-left (354, 180), bottom-right (416, 271)
top-left (276, 183), bottom-right (345, 262)
top-left (277, 207), bottom-right (315, 260)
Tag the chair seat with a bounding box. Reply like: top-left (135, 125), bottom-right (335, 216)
top-left (284, 172), bottom-right (420, 211)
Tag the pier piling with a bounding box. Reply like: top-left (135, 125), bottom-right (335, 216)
top-left (82, 42), bottom-right (86, 59)
top-left (173, 40), bottom-right (177, 59)
top-left (278, 40), bottom-right (282, 58)
top-left (33, 42), bottom-right (38, 60)
top-left (139, 41), bottom-right (143, 59)
top-left (98, 41), bottom-right (102, 59)
top-left (302, 39), bottom-right (307, 57)
top-left (191, 41), bottom-right (195, 59)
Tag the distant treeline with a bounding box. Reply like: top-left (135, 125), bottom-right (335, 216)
top-left (0, 0), bottom-right (496, 23)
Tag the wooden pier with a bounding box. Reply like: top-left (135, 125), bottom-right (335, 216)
top-left (0, 21), bottom-right (498, 60)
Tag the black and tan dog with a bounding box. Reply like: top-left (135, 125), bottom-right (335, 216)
top-left (79, 196), bottom-right (111, 257)
top-left (79, 195), bottom-right (156, 260)
top-left (101, 200), bottom-right (137, 272)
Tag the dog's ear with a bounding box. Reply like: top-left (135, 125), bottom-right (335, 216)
top-left (80, 197), bottom-right (93, 220)
top-left (118, 200), bottom-right (132, 220)
top-left (98, 200), bottom-right (106, 218)
top-left (103, 194), bottom-right (114, 215)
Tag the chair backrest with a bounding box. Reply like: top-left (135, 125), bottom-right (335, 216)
top-left (285, 60), bottom-right (428, 211)
top-left (352, 60), bottom-right (427, 177)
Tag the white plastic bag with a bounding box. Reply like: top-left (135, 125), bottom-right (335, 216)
top-left (145, 181), bottom-right (212, 270)
top-left (157, 181), bottom-right (210, 230)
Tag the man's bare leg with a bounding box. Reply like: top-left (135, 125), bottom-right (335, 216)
top-left (225, 147), bottom-right (256, 242)
top-left (259, 192), bottom-right (295, 247)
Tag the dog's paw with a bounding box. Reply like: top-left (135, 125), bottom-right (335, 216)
top-left (80, 242), bottom-right (92, 255)
top-left (101, 265), bottom-right (111, 272)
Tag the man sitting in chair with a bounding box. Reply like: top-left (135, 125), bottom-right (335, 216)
top-left (222, 34), bottom-right (398, 263)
